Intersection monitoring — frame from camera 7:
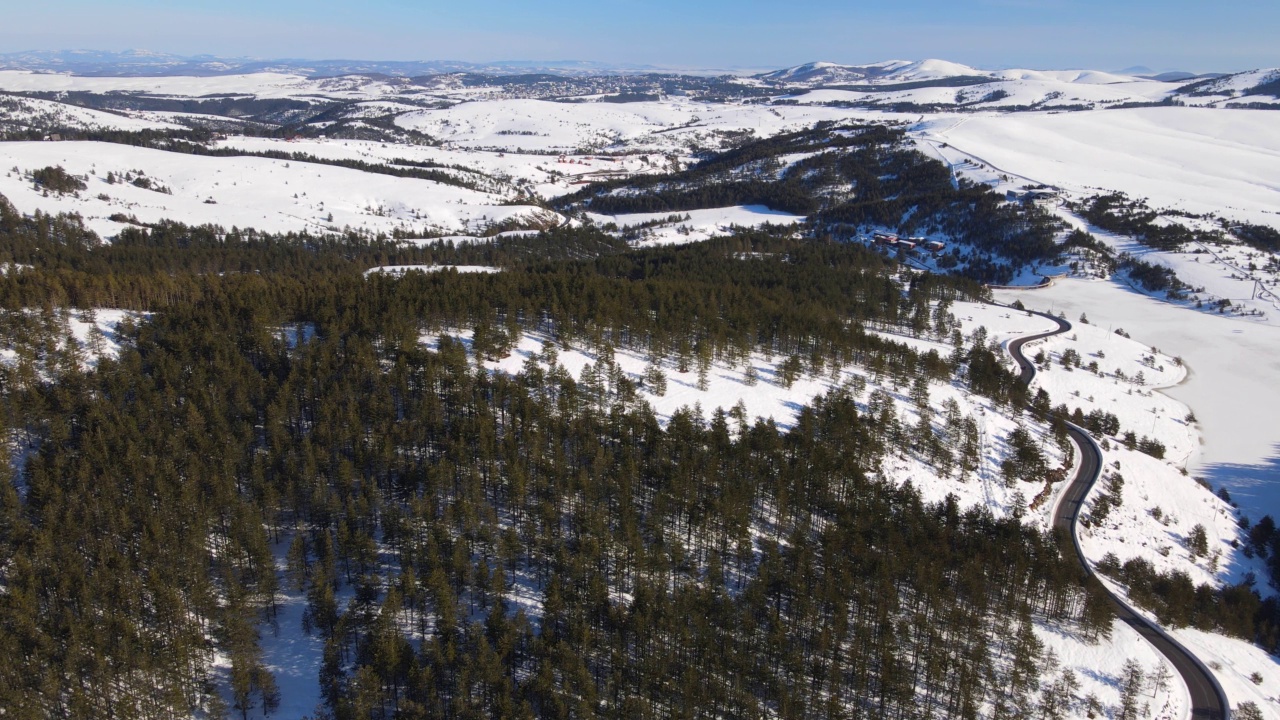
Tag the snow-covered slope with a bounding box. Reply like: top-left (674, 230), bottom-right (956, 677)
top-left (914, 108), bottom-right (1280, 228)
top-left (0, 94), bottom-right (184, 133)
top-left (0, 141), bottom-right (558, 239)
top-left (759, 59), bottom-right (1189, 109)
top-left (760, 58), bottom-right (989, 86)
top-left (0, 70), bottom-right (413, 101)
top-left (1177, 68), bottom-right (1280, 97)
top-left (393, 96), bottom-right (891, 154)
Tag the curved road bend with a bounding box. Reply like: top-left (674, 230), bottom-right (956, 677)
top-left (1006, 307), bottom-right (1230, 720)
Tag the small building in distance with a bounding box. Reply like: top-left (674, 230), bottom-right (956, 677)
top-left (872, 232), bottom-right (898, 245)
top-left (1007, 187), bottom-right (1061, 209)
top-left (924, 240), bottom-right (946, 253)
top-left (1023, 189), bottom-right (1060, 209)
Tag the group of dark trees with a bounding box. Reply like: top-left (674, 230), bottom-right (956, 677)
top-left (1079, 194), bottom-right (1203, 253)
top-left (555, 123), bottom-right (1063, 283)
top-left (1086, 483), bottom-right (1280, 655)
top-left (1234, 223), bottom-right (1280, 253)
top-left (0, 194), bottom-right (1121, 719)
top-left (29, 165), bottom-right (87, 194)
top-left (1076, 196), bottom-right (1280, 293)
top-left (1120, 255), bottom-right (1189, 295)
top-left (1095, 553), bottom-right (1280, 647)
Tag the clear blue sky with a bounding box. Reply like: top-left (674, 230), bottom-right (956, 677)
top-left (5, 0), bottom-right (1276, 72)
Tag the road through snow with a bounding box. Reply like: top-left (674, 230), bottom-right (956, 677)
top-left (1009, 309), bottom-right (1230, 720)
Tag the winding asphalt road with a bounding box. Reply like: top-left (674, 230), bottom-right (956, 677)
top-left (1007, 307), bottom-right (1230, 720)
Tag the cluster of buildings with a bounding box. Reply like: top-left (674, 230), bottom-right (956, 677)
top-left (872, 232), bottom-right (946, 253)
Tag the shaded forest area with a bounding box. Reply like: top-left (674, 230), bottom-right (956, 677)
top-left (0, 196), bottom-right (1120, 719)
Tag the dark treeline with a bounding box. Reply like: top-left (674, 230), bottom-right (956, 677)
top-left (8, 90), bottom-right (322, 122)
top-left (1079, 193), bottom-right (1209, 253)
top-left (0, 206), bottom-right (1028, 412)
top-left (1095, 552), bottom-right (1280, 653)
top-left (556, 123), bottom-right (1062, 282)
top-left (0, 195), bottom-right (1016, 398)
top-left (1234, 223), bottom-right (1280, 253)
top-left (1120, 256), bottom-right (1189, 295)
top-left (0, 199), bottom-right (1111, 718)
top-left (0, 125), bottom-right (500, 193)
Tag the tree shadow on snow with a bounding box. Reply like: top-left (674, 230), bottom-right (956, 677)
top-left (1200, 444), bottom-right (1280, 586)
top-left (1202, 443), bottom-right (1280, 521)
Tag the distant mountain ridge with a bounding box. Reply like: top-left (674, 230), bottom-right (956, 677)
top-left (2, 50), bottom-right (1275, 112)
top-left (0, 51), bottom-right (1246, 86)
top-left (758, 59), bottom-right (994, 86)
top-left (0, 49), bottom-right (671, 78)
top-left (750, 60), bottom-right (1279, 110)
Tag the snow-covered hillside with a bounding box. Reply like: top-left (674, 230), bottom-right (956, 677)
top-left (586, 205), bottom-right (806, 246)
top-left (393, 96), bottom-right (883, 154)
top-left (914, 108), bottom-right (1280, 228)
top-left (0, 69), bottom-right (416, 102)
top-left (1175, 68), bottom-right (1280, 107)
top-left (0, 141), bottom-right (558, 238)
top-left (760, 58), bottom-right (988, 86)
top-left (0, 94), bottom-right (183, 133)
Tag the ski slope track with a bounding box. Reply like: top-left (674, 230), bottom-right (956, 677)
top-left (1008, 310), bottom-right (1231, 720)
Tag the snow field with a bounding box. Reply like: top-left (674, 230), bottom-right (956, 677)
top-left (915, 108), bottom-right (1280, 229)
top-left (1171, 628), bottom-right (1280, 719)
top-left (0, 69), bottom-right (413, 101)
top-left (1035, 617), bottom-right (1187, 720)
top-left (1028, 319), bottom-right (1193, 463)
top-left (1081, 444), bottom-right (1241, 588)
top-left (0, 140), bottom-right (555, 239)
top-left (215, 135), bottom-right (568, 196)
top-left (394, 96), bottom-right (900, 156)
top-left (0, 94), bottom-right (184, 132)
top-left (587, 205), bottom-right (806, 246)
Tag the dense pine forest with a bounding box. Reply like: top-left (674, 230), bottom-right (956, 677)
top-left (1, 142), bottom-right (1278, 717)
top-left (0, 189), bottom-right (1133, 719)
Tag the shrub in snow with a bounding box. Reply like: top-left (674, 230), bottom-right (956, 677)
top-left (1235, 701), bottom-right (1264, 720)
top-left (1188, 524), bottom-right (1209, 557)
top-left (31, 165), bottom-right (86, 194)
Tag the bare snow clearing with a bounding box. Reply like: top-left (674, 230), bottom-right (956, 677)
top-left (364, 264), bottom-right (501, 276)
top-left (588, 205), bottom-right (806, 246)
